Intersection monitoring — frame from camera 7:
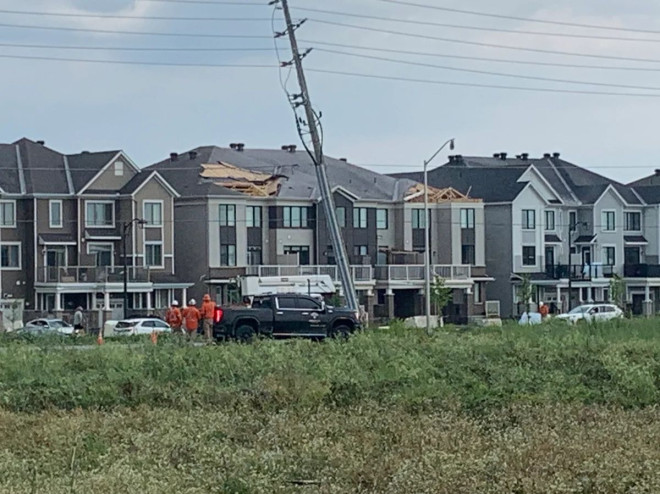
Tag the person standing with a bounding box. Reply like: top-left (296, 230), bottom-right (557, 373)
top-left (73, 306), bottom-right (85, 335)
top-left (182, 299), bottom-right (201, 339)
top-left (166, 300), bottom-right (183, 334)
top-left (200, 294), bottom-right (216, 342)
top-left (539, 301), bottom-right (549, 319)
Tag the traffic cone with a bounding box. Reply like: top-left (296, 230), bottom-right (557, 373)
top-left (150, 330), bottom-right (158, 345)
top-left (96, 331), bottom-right (104, 345)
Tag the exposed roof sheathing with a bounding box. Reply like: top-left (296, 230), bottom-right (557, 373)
top-left (404, 184), bottom-right (482, 203)
top-left (200, 162), bottom-right (282, 197)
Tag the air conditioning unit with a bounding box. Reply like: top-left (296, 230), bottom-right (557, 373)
top-left (485, 300), bottom-right (501, 318)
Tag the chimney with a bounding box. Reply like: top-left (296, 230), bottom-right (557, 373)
top-left (493, 153), bottom-right (500, 159)
top-left (500, 152), bottom-right (507, 160)
top-left (229, 143), bottom-right (237, 150)
top-left (553, 152), bottom-right (561, 159)
top-left (521, 153), bottom-right (529, 160)
top-left (455, 154), bottom-right (463, 161)
top-left (170, 152), bottom-right (179, 162)
top-left (188, 151), bottom-right (198, 160)
top-left (236, 143), bottom-right (245, 152)
top-left (339, 157), bottom-right (347, 162)
top-left (543, 153), bottom-right (551, 158)
top-left (37, 140), bottom-right (45, 145)
top-left (288, 145), bottom-right (296, 153)
top-left (655, 169), bottom-right (660, 176)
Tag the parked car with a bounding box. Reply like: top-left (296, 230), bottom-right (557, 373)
top-left (213, 293), bottom-right (361, 341)
top-left (555, 304), bottom-right (623, 324)
top-left (113, 318), bottom-right (172, 336)
top-left (19, 318), bottom-right (80, 336)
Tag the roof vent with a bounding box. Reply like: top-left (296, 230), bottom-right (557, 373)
top-left (521, 153), bottom-right (529, 160)
top-left (170, 152), bottom-right (179, 162)
top-left (188, 151), bottom-right (198, 160)
top-left (234, 143), bottom-right (245, 152)
top-left (500, 152), bottom-right (507, 160)
top-left (655, 169), bottom-right (660, 176)
top-left (455, 154), bottom-right (463, 161)
top-left (281, 144), bottom-right (296, 153)
top-left (37, 140), bottom-right (45, 145)
top-left (81, 150), bottom-right (90, 155)
top-left (493, 153), bottom-right (500, 158)
top-left (553, 152), bottom-right (561, 158)
top-left (543, 153), bottom-right (551, 158)
top-left (229, 143), bottom-right (237, 150)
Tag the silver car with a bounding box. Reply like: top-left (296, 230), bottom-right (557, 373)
top-left (20, 318), bottom-right (80, 336)
top-left (555, 304), bottom-right (624, 324)
top-left (113, 318), bottom-right (172, 336)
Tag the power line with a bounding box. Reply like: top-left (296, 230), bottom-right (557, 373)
top-left (295, 7), bottom-right (660, 43)
top-left (0, 42), bottom-right (274, 53)
top-left (0, 9), bottom-right (272, 22)
top-left (374, 0), bottom-right (660, 36)
top-left (318, 48), bottom-right (660, 92)
top-left (309, 19), bottom-right (660, 64)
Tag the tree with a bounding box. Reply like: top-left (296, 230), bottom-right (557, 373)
top-left (517, 274), bottom-right (533, 314)
top-left (609, 274), bottom-right (626, 309)
top-left (430, 276), bottom-right (453, 325)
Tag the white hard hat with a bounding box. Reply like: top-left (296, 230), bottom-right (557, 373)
top-left (189, 299), bottom-right (196, 305)
top-left (171, 300), bottom-right (179, 306)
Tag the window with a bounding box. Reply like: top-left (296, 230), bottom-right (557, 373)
top-left (87, 243), bottom-right (112, 267)
top-left (461, 208), bottom-right (475, 229)
top-left (284, 245), bottom-right (310, 265)
top-left (545, 210), bottom-right (555, 231)
top-left (246, 206), bottom-right (262, 228)
top-left (411, 209), bottom-right (426, 229)
top-left (0, 244), bottom-right (20, 269)
top-left (336, 207), bottom-right (346, 228)
top-left (219, 204), bottom-right (236, 227)
top-left (277, 296), bottom-right (297, 309)
top-left (522, 246), bottom-right (536, 266)
top-left (46, 246), bottom-right (66, 267)
top-left (353, 207), bottom-right (367, 229)
top-left (298, 297), bottom-right (322, 310)
top-left (49, 200), bottom-right (62, 228)
top-left (377, 209), bottom-right (388, 229)
top-left (220, 244), bottom-right (237, 266)
top-left (474, 283), bottom-right (483, 304)
top-left (85, 201), bottom-right (114, 227)
top-left (247, 246), bottom-right (262, 265)
top-left (145, 242), bottom-right (163, 267)
top-left (522, 209), bottom-right (536, 230)
top-left (569, 211), bottom-right (578, 230)
top-left (377, 251), bottom-right (387, 265)
top-left (354, 245), bottom-right (368, 257)
top-left (625, 212), bottom-right (641, 231)
top-left (114, 161), bottom-right (124, 176)
top-left (461, 245), bottom-right (475, 265)
top-left (602, 211), bottom-right (616, 231)
top-left (603, 246), bottom-right (616, 266)
top-left (283, 206), bottom-right (309, 228)
top-left (0, 201), bottom-right (16, 227)
top-left (143, 202), bottom-right (162, 227)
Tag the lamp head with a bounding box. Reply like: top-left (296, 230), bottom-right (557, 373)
top-left (449, 139), bottom-right (455, 151)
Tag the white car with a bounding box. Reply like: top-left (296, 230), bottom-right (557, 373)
top-left (113, 318), bottom-right (172, 336)
top-left (555, 304), bottom-right (623, 324)
top-left (20, 318), bottom-right (80, 336)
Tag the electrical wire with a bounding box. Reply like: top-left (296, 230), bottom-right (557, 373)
top-left (0, 42), bottom-right (275, 53)
top-left (0, 9), bottom-right (273, 22)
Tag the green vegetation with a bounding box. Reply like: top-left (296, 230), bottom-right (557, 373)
top-left (1, 319), bottom-right (660, 492)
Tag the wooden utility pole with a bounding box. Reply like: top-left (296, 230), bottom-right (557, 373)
top-left (279, 0), bottom-right (359, 312)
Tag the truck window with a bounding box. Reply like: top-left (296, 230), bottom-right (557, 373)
top-left (277, 297), bottom-right (297, 309)
top-left (298, 297), bottom-right (322, 310)
top-left (253, 298), bottom-right (272, 309)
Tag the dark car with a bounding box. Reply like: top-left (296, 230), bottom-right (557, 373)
top-left (213, 293), bottom-right (360, 341)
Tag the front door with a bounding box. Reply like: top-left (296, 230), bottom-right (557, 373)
top-left (545, 246), bottom-right (555, 277)
top-left (582, 247), bottom-right (592, 266)
top-left (625, 247), bottom-right (641, 266)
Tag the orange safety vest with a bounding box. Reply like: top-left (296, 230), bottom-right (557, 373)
top-left (201, 300), bottom-right (216, 320)
top-left (182, 306), bottom-right (201, 331)
top-left (166, 307), bottom-right (183, 328)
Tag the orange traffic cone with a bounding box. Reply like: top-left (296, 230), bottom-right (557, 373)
top-left (96, 332), bottom-right (104, 345)
top-left (150, 330), bottom-right (158, 345)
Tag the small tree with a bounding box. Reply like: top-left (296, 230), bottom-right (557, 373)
top-left (517, 274), bottom-right (533, 314)
top-left (431, 276), bottom-right (453, 325)
top-left (609, 274), bottom-right (626, 309)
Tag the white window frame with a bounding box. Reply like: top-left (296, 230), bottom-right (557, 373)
top-left (354, 245), bottom-right (368, 256)
top-left (602, 245), bottom-right (616, 266)
top-left (602, 210), bottom-right (616, 232)
top-left (143, 200), bottom-right (163, 228)
top-left (0, 242), bottom-right (21, 270)
top-left (522, 245), bottom-right (536, 266)
top-left (144, 241), bottom-right (164, 268)
top-left (460, 208), bottom-right (475, 229)
top-left (220, 244), bottom-right (237, 266)
top-left (85, 200), bottom-right (115, 228)
top-left (336, 207), bottom-right (346, 228)
top-left (283, 206), bottom-right (308, 228)
top-left (48, 200), bottom-right (63, 229)
top-left (353, 207), bottom-right (368, 229)
top-left (44, 245), bottom-right (68, 267)
top-left (87, 242), bottom-right (114, 268)
top-left (624, 211), bottom-right (642, 232)
top-left (114, 161), bottom-right (124, 176)
top-left (0, 200), bottom-right (16, 228)
top-left (219, 204), bottom-right (236, 227)
top-left (522, 209), bottom-right (536, 230)
top-left (246, 205), bottom-right (262, 228)
top-left (377, 209), bottom-right (388, 230)
top-left (411, 209), bottom-right (426, 229)
top-left (544, 210), bottom-right (556, 231)
top-left (568, 210), bottom-right (578, 230)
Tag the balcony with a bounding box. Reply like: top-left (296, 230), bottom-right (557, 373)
top-left (534, 264), bottom-right (616, 281)
top-left (245, 265), bottom-right (374, 283)
top-left (36, 266), bottom-right (150, 284)
top-left (624, 264), bottom-right (660, 278)
top-left (374, 264), bottom-right (472, 282)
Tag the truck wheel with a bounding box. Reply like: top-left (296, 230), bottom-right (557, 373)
top-left (235, 324), bottom-right (255, 343)
top-left (330, 324), bottom-right (351, 340)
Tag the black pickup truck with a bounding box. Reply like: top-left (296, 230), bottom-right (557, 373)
top-left (212, 293), bottom-right (360, 341)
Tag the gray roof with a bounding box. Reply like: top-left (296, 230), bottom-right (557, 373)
top-left (632, 185), bottom-right (660, 204)
top-left (146, 146), bottom-right (417, 201)
top-left (67, 150), bottom-right (120, 192)
top-left (624, 235), bottom-right (648, 243)
top-left (0, 143), bottom-right (20, 193)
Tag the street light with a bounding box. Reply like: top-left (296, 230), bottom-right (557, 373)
top-left (122, 218), bottom-right (147, 319)
top-left (424, 138), bottom-right (455, 336)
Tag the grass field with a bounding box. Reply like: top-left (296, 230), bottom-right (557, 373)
top-left (1, 320), bottom-right (660, 492)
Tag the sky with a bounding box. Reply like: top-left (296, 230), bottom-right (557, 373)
top-left (1, 0), bottom-right (660, 183)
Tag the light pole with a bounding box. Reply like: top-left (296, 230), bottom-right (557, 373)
top-left (424, 138), bottom-right (455, 335)
top-left (122, 218), bottom-right (147, 319)
top-left (566, 220), bottom-right (587, 312)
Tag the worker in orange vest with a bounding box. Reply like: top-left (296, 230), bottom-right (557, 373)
top-left (182, 299), bottom-right (201, 338)
top-left (200, 294), bottom-right (216, 342)
top-left (539, 301), bottom-right (549, 319)
top-left (165, 300), bottom-right (183, 334)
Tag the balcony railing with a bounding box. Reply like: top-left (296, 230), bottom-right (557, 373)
top-left (37, 266), bottom-right (150, 284)
top-left (624, 264), bottom-right (660, 278)
top-left (374, 264), bottom-right (472, 281)
top-left (245, 265), bottom-right (373, 282)
top-left (539, 264), bottom-right (616, 280)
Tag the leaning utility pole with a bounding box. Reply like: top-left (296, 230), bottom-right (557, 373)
top-left (278, 0), bottom-right (359, 311)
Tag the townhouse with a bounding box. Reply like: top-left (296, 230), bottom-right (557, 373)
top-left (0, 138), bottom-right (190, 327)
top-left (395, 152), bottom-right (660, 317)
top-left (146, 144), bottom-right (492, 323)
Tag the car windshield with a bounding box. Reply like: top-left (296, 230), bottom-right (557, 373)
top-left (49, 320), bottom-right (71, 328)
top-left (568, 306), bottom-right (590, 315)
top-left (115, 321), bottom-right (134, 329)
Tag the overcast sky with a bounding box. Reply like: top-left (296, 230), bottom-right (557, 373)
top-left (1, 0), bottom-right (660, 183)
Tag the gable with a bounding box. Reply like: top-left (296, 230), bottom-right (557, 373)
top-left (517, 166), bottom-right (562, 205)
top-left (595, 185), bottom-right (627, 209)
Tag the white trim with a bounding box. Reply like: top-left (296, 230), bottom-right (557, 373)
top-left (601, 244), bottom-right (617, 266)
top-left (84, 199), bottom-right (115, 228)
top-left (43, 244), bottom-right (69, 269)
top-left (86, 242), bottom-right (115, 268)
top-left (601, 209), bottom-right (617, 232)
top-left (170, 197), bottom-right (175, 275)
top-left (49, 199), bottom-right (63, 229)
top-left (144, 241), bottom-right (164, 269)
top-left (623, 210), bottom-right (642, 232)
top-left (595, 184), bottom-right (629, 207)
top-left (520, 165), bottom-right (565, 205)
top-left (0, 242), bottom-right (22, 270)
top-left (544, 209), bottom-right (556, 232)
top-left (521, 208), bottom-right (536, 231)
top-left (330, 185), bottom-right (360, 202)
top-left (0, 200), bottom-right (17, 228)
top-left (131, 171), bottom-right (181, 199)
top-left (78, 151), bottom-right (140, 194)
top-left (142, 200), bottom-right (164, 228)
